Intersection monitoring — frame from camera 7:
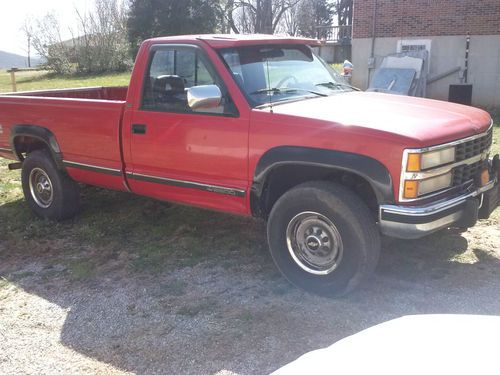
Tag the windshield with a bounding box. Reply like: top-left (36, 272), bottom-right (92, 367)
top-left (219, 44), bottom-right (354, 107)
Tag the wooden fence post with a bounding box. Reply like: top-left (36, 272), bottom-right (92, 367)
top-left (8, 68), bottom-right (18, 92)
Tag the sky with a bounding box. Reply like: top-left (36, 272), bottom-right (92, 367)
top-left (0, 0), bottom-right (92, 55)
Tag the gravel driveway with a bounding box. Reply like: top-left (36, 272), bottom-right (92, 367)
top-left (1, 182), bottom-right (499, 374)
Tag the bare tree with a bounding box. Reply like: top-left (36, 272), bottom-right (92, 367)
top-left (296, 0), bottom-right (333, 38)
top-left (20, 19), bottom-right (34, 68)
top-left (279, 1), bottom-right (300, 36)
top-left (334, 0), bottom-right (353, 26)
top-left (216, 0), bottom-right (239, 33)
top-left (31, 13), bottom-right (73, 74)
top-left (74, 0), bottom-right (129, 73)
top-left (227, 0), bottom-right (301, 34)
top-left (30, 0), bottom-right (129, 74)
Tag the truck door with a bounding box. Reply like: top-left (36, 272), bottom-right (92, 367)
top-left (125, 44), bottom-right (249, 215)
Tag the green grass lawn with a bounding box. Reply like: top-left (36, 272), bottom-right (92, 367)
top-left (0, 69), bottom-right (131, 93)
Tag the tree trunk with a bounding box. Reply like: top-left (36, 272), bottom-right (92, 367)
top-left (27, 35), bottom-right (31, 68)
top-left (262, 0), bottom-right (273, 33)
top-left (255, 0), bottom-right (272, 33)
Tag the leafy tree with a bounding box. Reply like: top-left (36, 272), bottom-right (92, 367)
top-left (127, 0), bottom-right (220, 56)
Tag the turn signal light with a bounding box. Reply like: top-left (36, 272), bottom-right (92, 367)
top-left (403, 180), bottom-right (419, 199)
top-left (480, 169), bottom-right (489, 187)
top-left (406, 153), bottom-right (421, 172)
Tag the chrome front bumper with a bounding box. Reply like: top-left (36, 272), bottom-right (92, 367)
top-left (379, 180), bottom-right (498, 239)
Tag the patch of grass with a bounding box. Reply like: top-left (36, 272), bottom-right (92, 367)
top-left (331, 63), bottom-right (343, 73)
top-left (0, 162), bottom-right (263, 278)
top-left (40, 269), bottom-right (66, 282)
top-left (67, 259), bottom-right (95, 281)
top-left (237, 311), bottom-right (254, 322)
top-left (132, 243), bottom-right (174, 272)
top-left (76, 221), bottom-right (108, 243)
top-left (270, 282), bottom-right (292, 296)
top-left (177, 299), bottom-right (218, 317)
top-left (0, 159), bottom-right (22, 204)
top-left (449, 250), bottom-right (479, 264)
top-left (492, 120), bottom-right (500, 155)
top-left (0, 277), bottom-right (10, 289)
top-left (130, 236), bottom-right (206, 272)
top-left (157, 280), bottom-right (188, 297)
top-left (121, 202), bottom-right (266, 273)
top-left (0, 69), bottom-right (131, 93)
top-left (488, 107), bottom-right (500, 127)
top-left (10, 271), bottom-right (36, 281)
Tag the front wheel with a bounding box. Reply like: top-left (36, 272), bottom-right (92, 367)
top-left (267, 181), bottom-right (380, 297)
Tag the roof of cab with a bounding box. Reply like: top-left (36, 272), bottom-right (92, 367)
top-left (145, 34), bottom-right (321, 49)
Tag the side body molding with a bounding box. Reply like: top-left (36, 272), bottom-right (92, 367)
top-left (10, 125), bottom-right (63, 167)
top-left (251, 146), bottom-right (395, 216)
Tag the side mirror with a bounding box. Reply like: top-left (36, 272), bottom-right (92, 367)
top-left (187, 85), bottom-right (222, 110)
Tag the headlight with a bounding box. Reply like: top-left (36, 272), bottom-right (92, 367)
top-left (402, 146), bottom-right (457, 200)
top-left (406, 147), bottom-right (455, 171)
top-left (403, 172), bottom-right (453, 199)
top-left (418, 172), bottom-right (453, 195)
top-left (421, 147), bottom-right (456, 170)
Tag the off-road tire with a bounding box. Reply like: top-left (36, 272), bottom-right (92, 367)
top-left (21, 149), bottom-right (80, 220)
top-left (267, 181), bottom-right (380, 297)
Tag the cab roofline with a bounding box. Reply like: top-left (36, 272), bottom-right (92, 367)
top-left (145, 34), bottom-right (322, 48)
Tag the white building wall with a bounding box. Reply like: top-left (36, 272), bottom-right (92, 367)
top-left (351, 35), bottom-right (500, 108)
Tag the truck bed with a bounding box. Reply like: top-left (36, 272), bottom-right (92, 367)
top-left (0, 86), bottom-right (128, 190)
top-left (5, 86), bottom-right (128, 101)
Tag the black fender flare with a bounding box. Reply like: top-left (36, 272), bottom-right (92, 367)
top-left (10, 125), bottom-right (64, 168)
top-left (251, 146), bottom-right (395, 216)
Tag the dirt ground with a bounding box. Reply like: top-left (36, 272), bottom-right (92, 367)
top-left (1, 164), bottom-right (499, 374)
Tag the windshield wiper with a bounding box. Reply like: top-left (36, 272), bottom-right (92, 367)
top-left (316, 81), bottom-right (359, 91)
top-left (250, 87), bottom-right (327, 97)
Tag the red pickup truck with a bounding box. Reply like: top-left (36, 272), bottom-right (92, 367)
top-left (0, 35), bottom-right (498, 296)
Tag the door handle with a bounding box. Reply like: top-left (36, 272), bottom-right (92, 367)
top-left (132, 124), bottom-right (147, 134)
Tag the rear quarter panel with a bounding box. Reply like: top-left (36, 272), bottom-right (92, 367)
top-left (0, 95), bottom-right (126, 190)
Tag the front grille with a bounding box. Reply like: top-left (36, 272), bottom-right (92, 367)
top-left (455, 127), bottom-right (492, 161)
top-left (452, 159), bottom-right (488, 186)
top-left (451, 127), bottom-right (492, 188)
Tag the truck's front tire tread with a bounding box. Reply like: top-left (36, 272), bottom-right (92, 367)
top-left (267, 181), bottom-right (380, 297)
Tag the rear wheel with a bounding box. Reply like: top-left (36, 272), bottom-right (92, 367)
top-left (21, 149), bottom-right (80, 220)
top-left (267, 181), bottom-right (380, 297)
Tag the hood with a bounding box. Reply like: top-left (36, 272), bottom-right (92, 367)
top-left (269, 91), bottom-right (492, 146)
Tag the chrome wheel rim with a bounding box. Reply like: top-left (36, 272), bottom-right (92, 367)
top-left (29, 168), bottom-right (54, 208)
top-left (286, 211), bottom-right (343, 275)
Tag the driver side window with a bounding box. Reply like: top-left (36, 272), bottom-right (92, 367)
top-left (142, 47), bottom-right (237, 116)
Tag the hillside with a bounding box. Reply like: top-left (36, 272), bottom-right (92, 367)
top-left (0, 50), bottom-right (42, 69)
